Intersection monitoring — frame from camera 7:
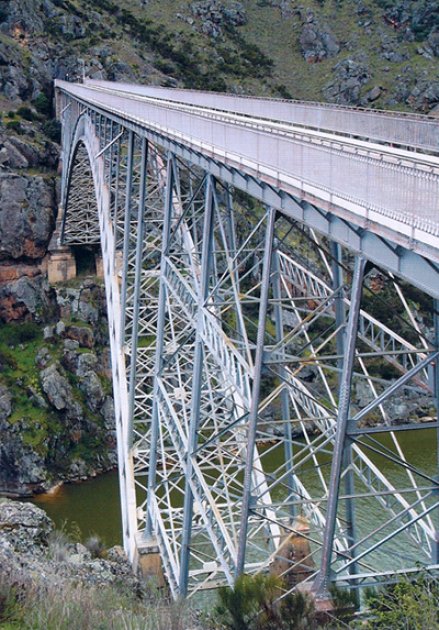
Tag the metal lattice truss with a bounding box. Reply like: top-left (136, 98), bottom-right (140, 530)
top-left (58, 97), bottom-right (439, 599)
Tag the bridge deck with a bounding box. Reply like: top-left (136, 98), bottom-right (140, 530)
top-left (56, 80), bottom-right (439, 263)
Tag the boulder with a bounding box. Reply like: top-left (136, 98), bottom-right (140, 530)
top-left (191, 0), bottom-right (247, 37)
top-left (324, 58), bottom-right (370, 105)
top-left (300, 20), bottom-right (339, 63)
top-left (65, 324), bottom-right (94, 348)
top-left (79, 371), bottom-right (104, 412)
top-left (40, 363), bottom-right (73, 410)
top-left (0, 501), bottom-right (144, 597)
top-left (0, 500), bottom-right (53, 553)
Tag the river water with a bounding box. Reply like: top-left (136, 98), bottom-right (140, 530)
top-left (32, 428), bottom-right (437, 567)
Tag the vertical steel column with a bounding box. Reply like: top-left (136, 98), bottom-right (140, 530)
top-left (145, 154), bottom-right (175, 538)
top-left (120, 131), bottom-right (135, 345)
top-left (314, 255), bottom-right (366, 595)
top-left (272, 250), bottom-right (295, 518)
top-left (112, 133), bottom-right (122, 243)
top-left (331, 243), bottom-right (358, 599)
top-left (236, 207), bottom-right (277, 577)
top-left (179, 174), bottom-right (215, 596)
top-left (107, 120), bottom-right (114, 184)
top-left (434, 299), bottom-right (439, 565)
top-left (127, 138), bottom-right (148, 448)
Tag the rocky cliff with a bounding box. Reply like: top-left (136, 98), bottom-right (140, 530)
top-left (0, 0), bottom-right (438, 496)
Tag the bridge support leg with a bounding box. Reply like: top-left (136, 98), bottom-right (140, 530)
top-left (272, 250), bottom-right (295, 519)
top-left (314, 255), bottom-right (366, 596)
top-left (145, 153), bottom-right (175, 539)
top-left (133, 536), bottom-right (166, 588)
top-left (179, 174), bottom-right (215, 597)
top-left (236, 207), bottom-right (277, 577)
top-left (331, 243), bottom-right (359, 601)
top-left (127, 138), bottom-right (148, 448)
top-left (120, 131), bottom-right (135, 345)
top-left (47, 247), bottom-right (77, 283)
top-left (434, 299), bottom-right (439, 565)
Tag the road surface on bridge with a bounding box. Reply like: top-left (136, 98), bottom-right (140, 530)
top-left (57, 79), bottom-right (439, 264)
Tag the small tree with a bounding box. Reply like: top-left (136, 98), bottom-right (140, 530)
top-left (32, 92), bottom-right (52, 118)
top-left (215, 574), bottom-right (316, 630)
top-left (365, 574), bottom-right (439, 629)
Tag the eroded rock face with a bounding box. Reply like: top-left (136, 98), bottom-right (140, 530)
top-left (0, 426), bottom-right (48, 496)
top-left (0, 500), bottom-right (53, 553)
top-left (0, 174), bottom-right (56, 261)
top-left (0, 278), bottom-right (116, 496)
top-left (0, 274), bottom-right (56, 322)
top-left (191, 0), bottom-right (247, 37)
top-left (41, 363), bottom-right (74, 411)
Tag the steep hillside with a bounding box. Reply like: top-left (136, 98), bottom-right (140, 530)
top-left (0, 0), bottom-right (438, 496)
top-left (1, 0), bottom-right (439, 109)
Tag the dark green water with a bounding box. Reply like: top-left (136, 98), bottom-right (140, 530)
top-left (33, 470), bottom-right (122, 547)
top-left (32, 429), bottom-right (437, 558)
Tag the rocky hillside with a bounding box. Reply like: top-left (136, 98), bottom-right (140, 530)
top-left (0, 0), bottom-right (438, 497)
top-left (0, 499), bottom-right (202, 628)
top-left (1, 1), bottom-right (439, 111)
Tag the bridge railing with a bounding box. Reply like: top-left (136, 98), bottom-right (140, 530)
top-left (85, 79), bottom-right (439, 154)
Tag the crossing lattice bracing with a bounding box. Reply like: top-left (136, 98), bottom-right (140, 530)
top-left (58, 83), bottom-right (439, 599)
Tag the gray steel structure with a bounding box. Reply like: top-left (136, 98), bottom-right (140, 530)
top-left (55, 79), bottom-right (439, 599)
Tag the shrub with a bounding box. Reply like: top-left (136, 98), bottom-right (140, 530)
top-left (364, 573), bottom-right (439, 629)
top-left (6, 119), bottom-right (22, 133)
top-left (33, 92), bottom-right (52, 118)
top-left (0, 570), bottom-right (198, 630)
top-left (84, 534), bottom-right (106, 558)
top-left (17, 106), bottom-right (37, 121)
top-left (42, 119), bottom-right (61, 143)
top-left (215, 573), bottom-right (316, 630)
top-left (0, 571), bottom-right (21, 624)
top-left (0, 322), bottom-right (41, 346)
top-left (47, 529), bottom-right (71, 562)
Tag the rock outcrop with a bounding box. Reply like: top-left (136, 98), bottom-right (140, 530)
top-left (299, 11), bottom-right (340, 63)
top-left (324, 58), bottom-right (370, 105)
top-left (191, 1), bottom-right (247, 37)
top-left (0, 282), bottom-right (116, 497)
top-left (0, 500), bottom-right (141, 591)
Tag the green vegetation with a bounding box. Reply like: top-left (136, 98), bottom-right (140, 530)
top-left (0, 570), bottom-right (196, 629)
top-left (42, 120), bottom-right (61, 143)
top-left (364, 573), bottom-right (439, 629)
top-left (0, 319), bottom-right (109, 469)
top-left (210, 573), bottom-right (439, 629)
top-left (32, 93), bottom-right (52, 119)
top-left (16, 106), bottom-right (37, 122)
top-left (5, 120), bottom-right (22, 134)
top-left (215, 574), bottom-right (316, 630)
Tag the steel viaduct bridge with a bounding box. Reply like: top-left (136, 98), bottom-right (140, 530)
top-left (55, 78), bottom-right (439, 599)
